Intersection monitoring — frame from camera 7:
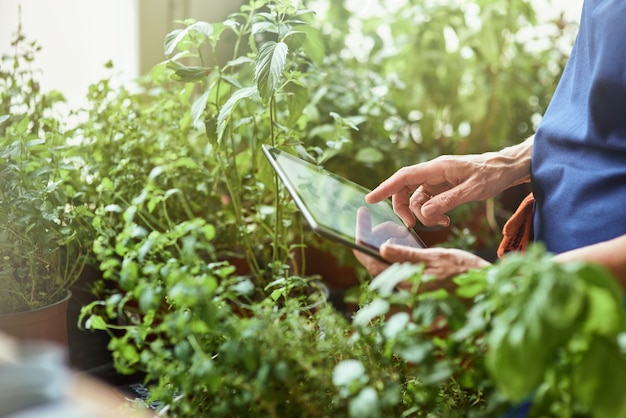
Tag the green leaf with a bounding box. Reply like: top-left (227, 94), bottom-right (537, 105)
top-left (486, 302), bottom-right (558, 403)
top-left (216, 86), bottom-right (257, 142)
top-left (396, 341), bottom-right (434, 364)
top-left (103, 204), bottom-right (123, 213)
top-left (85, 315), bottom-right (108, 331)
top-left (349, 387), bottom-right (380, 418)
top-left (329, 111), bottom-right (365, 131)
top-left (284, 81), bottom-right (308, 127)
top-left (574, 336), bottom-right (626, 418)
top-left (294, 25), bottom-right (325, 65)
top-left (252, 21), bottom-right (277, 36)
top-left (283, 31), bottom-right (307, 51)
top-left (383, 312), bottom-right (410, 340)
top-left (164, 28), bottom-right (186, 56)
top-left (333, 360), bottom-right (366, 387)
top-left (224, 56), bottom-right (254, 71)
top-left (369, 263), bottom-right (423, 297)
top-left (97, 177), bottom-right (114, 192)
top-left (164, 21), bottom-right (213, 56)
top-left (191, 89), bottom-right (211, 128)
top-left (453, 268), bottom-right (488, 299)
top-left (167, 61), bottom-right (211, 82)
top-left (254, 41), bottom-right (288, 104)
top-left (582, 285), bottom-right (624, 336)
top-left (355, 147), bottom-right (384, 164)
top-left (202, 224), bottom-right (215, 241)
top-left (353, 299), bottom-right (390, 327)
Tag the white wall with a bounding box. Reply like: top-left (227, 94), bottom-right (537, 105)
top-left (0, 0), bottom-right (139, 109)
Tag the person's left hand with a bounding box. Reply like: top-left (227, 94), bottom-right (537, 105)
top-left (353, 243), bottom-right (491, 293)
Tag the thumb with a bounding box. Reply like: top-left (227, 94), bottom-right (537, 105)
top-left (380, 242), bottom-right (427, 264)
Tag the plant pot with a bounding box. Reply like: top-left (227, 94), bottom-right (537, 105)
top-left (0, 290), bottom-right (72, 346)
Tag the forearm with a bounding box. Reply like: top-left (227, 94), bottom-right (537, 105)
top-left (484, 135), bottom-right (534, 189)
top-left (554, 234), bottom-right (626, 292)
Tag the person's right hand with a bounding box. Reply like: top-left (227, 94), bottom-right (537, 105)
top-left (365, 152), bottom-right (526, 228)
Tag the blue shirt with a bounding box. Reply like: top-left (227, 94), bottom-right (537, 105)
top-left (532, 0), bottom-right (626, 254)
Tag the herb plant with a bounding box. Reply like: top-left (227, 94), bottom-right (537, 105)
top-left (161, 0), bottom-right (325, 280)
top-left (0, 23), bottom-right (89, 313)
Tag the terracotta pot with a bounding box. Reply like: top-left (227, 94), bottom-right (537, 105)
top-left (0, 290), bottom-right (72, 346)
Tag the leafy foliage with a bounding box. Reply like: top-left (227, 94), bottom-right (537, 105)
top-left (83, 233), bottom-right (626, 417)
top-left (454, 245), bottom-right (626, 417)
top-left (158, 0), bottom-right (334, 280)
top-left (0, 24), bottom-right (89, 313)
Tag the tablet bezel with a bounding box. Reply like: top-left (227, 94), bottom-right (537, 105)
top-left (262, 144), bottom-right (426, 261)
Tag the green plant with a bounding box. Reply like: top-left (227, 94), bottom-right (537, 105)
top-left (293, 0), bottom-right (575, 251)
top-left (330, 244), bottom-right (626, 418)
top-left (82, 182), bottom-right (350, 417)
top-left (84, 203), bottom-right (626, 417)
top-left (0, 23), bottom-right (89, 313)
top-left (455, 245), bottom-right (626, 417)
top-left (161, 0), bottom-right (326, 280)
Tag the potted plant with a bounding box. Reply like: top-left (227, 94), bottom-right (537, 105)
top-left (76, 1), bottom-right (626, 415)
top-left (0, 24), bottom-right (90, 345)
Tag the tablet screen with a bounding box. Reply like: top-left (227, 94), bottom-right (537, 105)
top-left (262, 145), bottom-right (426, 260)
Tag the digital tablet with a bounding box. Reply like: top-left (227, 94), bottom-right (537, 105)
top-left (262, 144), bottom-right (426, 261)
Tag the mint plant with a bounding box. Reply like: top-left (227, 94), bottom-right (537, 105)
top-left (161, 0), bottom-right (325, 280)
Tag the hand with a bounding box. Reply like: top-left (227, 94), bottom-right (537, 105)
top-left (365, 137), bottom-right (534, 228)
top-left (353, 243), bottom-right (491, 293)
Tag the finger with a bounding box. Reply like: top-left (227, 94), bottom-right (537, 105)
top-left (379, 242), bottom-right (429, 265)
top-left (365, 166), bottom-right (423, 204)
top-left (413, 188), bottom-right (464, 227)
top-left (352, 249), bottom-right (389, 276)
top-left (432, 180), bottom-right (484, 216)
top-left (408, 187), bottom-right (445, 227)
top-left (391, 193), bottom-right (416, 227)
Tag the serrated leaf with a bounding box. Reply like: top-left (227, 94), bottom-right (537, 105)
top-left (164, 21), bottom-right (213, 56)
top-left (164, 28), bottom-right (185, 56)
top-left (167, 61), bottom-right (211, 82)
top-left (217, 86), bottom-right (258, 142)
top-left (252, 21), bottom-right (277, 36)
top-left (255, 41), bottom-right (288, 104)
top-left (191, 89), bottom-right (211, 128)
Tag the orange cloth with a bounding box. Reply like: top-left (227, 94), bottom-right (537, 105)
top-left (497, 193), bottom-right (535, 258)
